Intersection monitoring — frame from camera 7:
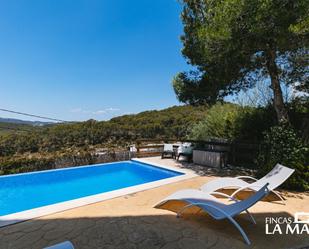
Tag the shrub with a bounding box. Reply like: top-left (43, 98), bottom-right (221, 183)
top-left (189, 103), bottom-right (240, 140)
top-left (257, 124), bottom-right (309, 191)
top-left (189, 103), bottom-right (275, 142)
top-left (0, 157), bottom-right (55, 175)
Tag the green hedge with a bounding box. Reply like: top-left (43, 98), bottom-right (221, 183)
top-left (257, 124), bottom-right (309, 191)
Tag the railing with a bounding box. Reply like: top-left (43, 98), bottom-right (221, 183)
top-left (136, 144), bottom-right (164, 158)
top-left (135, 138), bottom-right (260, 168)
top-left (135, 139), bottom-right (179, 158)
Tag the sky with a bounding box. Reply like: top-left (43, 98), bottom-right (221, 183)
top-left (0, 0), bottom-right (190, 122)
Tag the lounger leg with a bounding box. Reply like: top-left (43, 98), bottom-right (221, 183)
top-left (271, 190), bottom-right (285, 205)
top-left (176, 203), bottom-right (196, 218)
top-left (244, 210), bottom-right (256, 224)
top-left (226, 216), bottom-right (251, 245)
top-left (230, 188), bottom-right (242, 199)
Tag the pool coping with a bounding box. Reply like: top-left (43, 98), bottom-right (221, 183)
top-left (0, 159), bottom-right (197, 227)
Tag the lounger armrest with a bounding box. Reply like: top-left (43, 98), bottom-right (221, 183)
top-left (235, 176), bottom-right (258, 182)
top-left (210, 191), bottom-right (239, 202)
top-left (230, 184), bottom-right (270, 198)
top-left (177, 201), bottom-right (230, 220)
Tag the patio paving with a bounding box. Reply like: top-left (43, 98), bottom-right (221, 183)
top-left (0, 157), bottom-right (308, 249)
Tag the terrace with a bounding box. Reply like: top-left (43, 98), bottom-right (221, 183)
top-left (0, 157), bottom-right (308, 249)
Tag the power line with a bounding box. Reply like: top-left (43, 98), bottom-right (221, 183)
top-left (0, 108), bottom-right (67, 123)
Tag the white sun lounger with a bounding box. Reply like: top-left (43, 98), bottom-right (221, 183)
top-left (154, 184), bottom-right (270, 245)
top-left (200, 163), bottom-right (294, 204)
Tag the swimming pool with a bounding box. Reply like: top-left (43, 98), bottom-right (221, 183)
top-left (0, 160), bottom-right (192, 226)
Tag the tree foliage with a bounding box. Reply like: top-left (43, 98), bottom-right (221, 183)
top-left (173, 0), bottom-right (309, 122)
top-left (189, 103), bottom-right (276, 141)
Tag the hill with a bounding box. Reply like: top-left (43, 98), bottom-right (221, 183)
top-left (0, 105), bottom-right (208, 157)
top-left (0, 118), bottom-right (54, 136)
top-left (0, 122), bottom-right (38, 136)
top-left (0, 117), bottom-right (53, 126)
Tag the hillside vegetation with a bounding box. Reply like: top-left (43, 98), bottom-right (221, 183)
top-left (0, 122), bottom-right (38, 136)
top-left (1, 103), bottom-right (307, 191)
top-left (0, 105), bottom-right (208, 157)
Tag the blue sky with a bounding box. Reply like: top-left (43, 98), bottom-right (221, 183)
top-left (0, 0), bottom-right (189, 121)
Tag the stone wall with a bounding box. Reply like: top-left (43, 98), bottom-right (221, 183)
top-left (54, 151), bottom-right (136, 169)
top-left (0, 150), bottom-right (136, 175)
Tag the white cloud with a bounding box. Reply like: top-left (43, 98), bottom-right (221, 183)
top-left (92, 110), bottom-right (106, 115)
top-left (70, 108), bottom-right (83, 113)
top-left (105, 107), bottom-right (120, 112)
top-left (70, 107), bottom-right (120, 116)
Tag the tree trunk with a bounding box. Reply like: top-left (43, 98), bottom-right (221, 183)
top-left (266, 49), bottom-right (289, 123)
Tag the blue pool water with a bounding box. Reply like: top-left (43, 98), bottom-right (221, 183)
top-left (0, 161), bottom-right (183, 216)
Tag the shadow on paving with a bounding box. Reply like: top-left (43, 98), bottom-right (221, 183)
top-left (0, 211), bottom-right (308, 249)
top-left (174, 159), bottom-right (257, 177)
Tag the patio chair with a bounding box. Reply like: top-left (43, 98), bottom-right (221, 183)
top-left (200, 163), bottom-right (294, 204)
top-left (154, 184), bottom-right (270, 245)
top-left (177, 143), bottom-right (193, 162)
top-left (161, 144), bottom-right (175, 159)
top-left (43, 241), bottom-right (75, 249)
